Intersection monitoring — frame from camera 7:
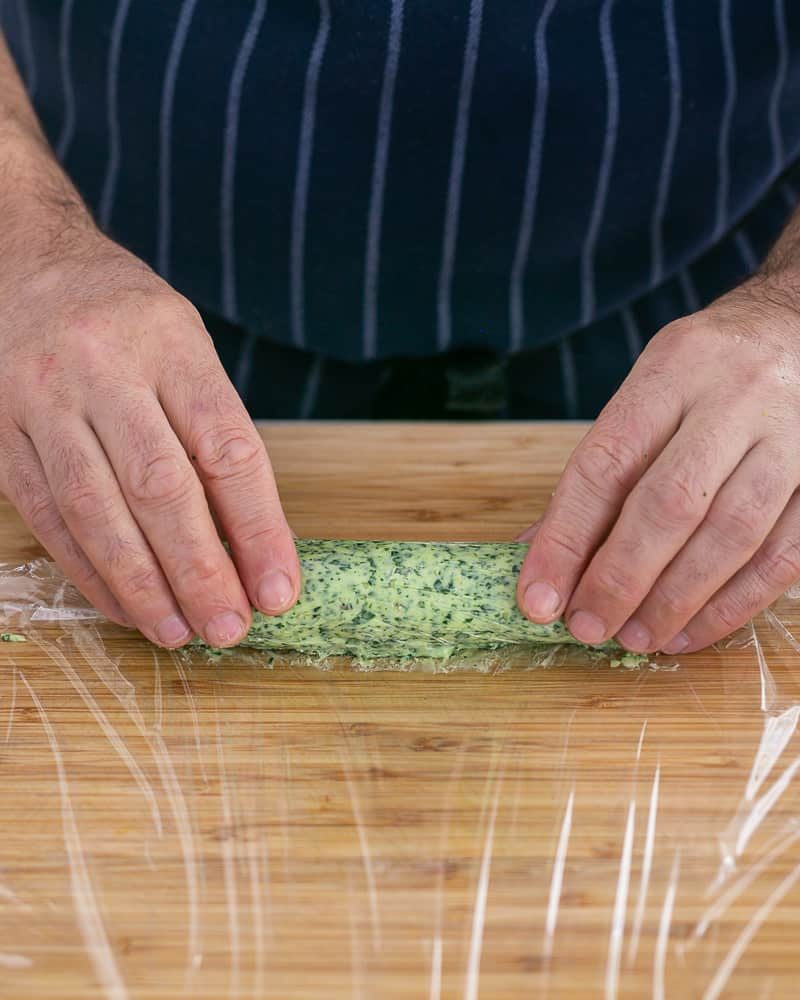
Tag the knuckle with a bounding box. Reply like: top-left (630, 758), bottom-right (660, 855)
top-left (651, 577), bottom-right (696, 620)
top-left (154, 290), bottom-right (203, 330)
top-left (101, 531), bottom-right (136, 572)
top-left (28, 381), bottom-right (76, 423)
top-left (118, 564), bottom-right (165, 606)
top-left (126, 451), bottom-right (194, 507)
top-left (66, 315), bottom-right (117, 370)
top-left (745, 354), bottom-right (784, 392)
top-left (655, 316), bottom-right (701, 353)
top-left (172, 551), bottom-right (228, 595)
top-left (639, 472), bottom-right (704, 529)
top-left (707, 493), bottom-right (771, 551)
top-left (64, 555), bottom-right (105, 598)
top-left (539, 523), bottom-right (588, 565)
top-left (742, 464), bottom-right (785, 512)
top-left (232, 516), bottom-right (286, 548)
top-left (49, 439), bottom-right (102, 513)
top-left (753, 533), bottom-right (800, 592)
top-left (571, 432), bottom-right (642, 496)
top-left (191, 425), bottom-right (265, 482)
top-left (25, 488), bottom-right (63, 538)
top-left (705, 592), bottom-right (751, 635)
top-left (591, 560), bottom-right (642, 606)
top-left (58, 476), bottom-right (113, 525)
top-left (65, 303), bottom-right (111, 339)
top-left (72, 336), bottom-right (107, 372)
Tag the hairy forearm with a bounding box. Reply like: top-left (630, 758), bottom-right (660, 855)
top-left (0, 34), bottom-right (94, 252)
top-left (0, 32), bottom-right (45, 141)
top-left (746, 188), bottom-right (800, 298)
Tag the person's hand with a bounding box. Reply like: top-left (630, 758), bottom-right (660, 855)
top-left (0, 225), bottom-right (300, 648)
top-left (516, 278), bottom-right (800, 655)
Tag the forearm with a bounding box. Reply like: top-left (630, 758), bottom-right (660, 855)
top-left (744, 193), bottom-right (800, 297)
top-left (0, 34), bottom-right (94, 253)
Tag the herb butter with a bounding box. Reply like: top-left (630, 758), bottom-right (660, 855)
top-left (197, 539), bottom-right (619, 662)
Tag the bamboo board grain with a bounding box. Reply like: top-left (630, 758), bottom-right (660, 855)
top-left (0, 422), bottom-right (799, 999)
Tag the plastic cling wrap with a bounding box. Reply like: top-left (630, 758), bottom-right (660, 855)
top-left (2, 556), bottom-right (800, 997)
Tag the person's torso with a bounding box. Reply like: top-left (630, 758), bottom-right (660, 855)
top-left (4, 0), bottom-right (800, 361)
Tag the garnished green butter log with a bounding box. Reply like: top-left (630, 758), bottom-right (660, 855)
top-left (200, 539), bottom-right (619, 661)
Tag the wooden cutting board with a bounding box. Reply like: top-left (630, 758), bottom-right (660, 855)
top-left (1, 422), bottom-right (799, 999)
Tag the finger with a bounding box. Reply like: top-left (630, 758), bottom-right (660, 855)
top-left (517, 376), bottom-right (680, 623)
top-left (0, 426), bottom-right (130, 625)
top-left (564, 414), bottom-right (755, 645)
top-left (89, 388), bottom-right (254, 646)
top-left (662, 491), bottom-right (800, 654)
top-left (29, 416), bottom-right (196, 648)
top-left (515, 519), bottom-right (540, 543)
top-left (158, 356), bottom-right (300, 616)
top-left (616, 441), bottom-right (794, 652)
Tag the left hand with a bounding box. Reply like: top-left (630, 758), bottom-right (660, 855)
top-left (516, 276), bottom-right (800, 655)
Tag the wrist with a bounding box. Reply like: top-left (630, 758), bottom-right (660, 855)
top-left (0, 124), bottom-right (96, 262)
top-left (697, 264), bottom-right (800, 346)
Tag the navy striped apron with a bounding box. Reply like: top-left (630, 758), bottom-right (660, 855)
top-left (3, 1), bottom-right (800, 418)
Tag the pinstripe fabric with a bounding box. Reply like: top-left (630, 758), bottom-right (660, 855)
top-left (649, 0), bottom-right (680, 288)
top-left (6, 1), bottom-right (800, 419)
top-left (233, 328), bottom-right (258, 400)
top-left (436, 0), bottom-right (484, 351)
top-left (734, 229), bottom-right (757, 273)
top-left (157, 0), bottom-right (198, 281)
top-left (362, 0), bottom-right (405, 360)
top-left (770, 0), bottom-right (788, 177)
top-left (509, 0), bottom-right (558, 353)
top-left (780, 179), bottom-right (798, 212)
top-left (98, 0), bottom-right (132, 231)
top-left (221, 0), bottom-right (267, 319)
top-left (677, 268), bottom-right (700, 314)
top-left (558, 337), bottom-right (579, 419)
top-left (55, 0), bottom-right (75, 161)
top-left (290, 0), bottom-right (331, 349)
top-left (620, 306), bottom-right (641, 366)
top-left (13, 0), bottom-right (35, 97)
top-left (713, 0), bottom-right (736, 244)
top-left (299, 354), bottom-right (324, 418)
top-left (580, 0), bottom-right (618, 327)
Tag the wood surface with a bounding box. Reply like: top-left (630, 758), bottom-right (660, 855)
top-left (0, 422), bottom-right (799, 998)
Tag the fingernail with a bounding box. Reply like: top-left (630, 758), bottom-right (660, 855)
top-left (257, 570), bottom-right (295, 614)
top-left (616, 618), bottom-right (652, 653)
top-left (568, 610), bottom-right (607, 645)
top-left (155, 614), bottom-right (193, 646)
top-left (662, 631), bottom-right (690, 655)
top-left (523, 581), bottom-right (561, 620)
top-left (205, 611), bottom-right (247, 647)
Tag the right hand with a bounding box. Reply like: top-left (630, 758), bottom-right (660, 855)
top-left (0, 224), bottom-right (300, 648)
